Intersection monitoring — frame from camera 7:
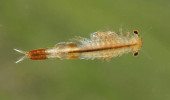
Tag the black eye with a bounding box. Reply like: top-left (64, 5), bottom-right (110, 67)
top-left (133, 30), bottom-right (138, 34)
top-left (133, 52), bottom-right (138, 56)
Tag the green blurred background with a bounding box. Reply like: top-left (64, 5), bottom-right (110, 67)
top-left (0, 0), bottom-right (170, 100)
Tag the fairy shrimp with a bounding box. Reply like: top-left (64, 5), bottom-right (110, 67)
top-left (14, 29), bottom-right (142, 63)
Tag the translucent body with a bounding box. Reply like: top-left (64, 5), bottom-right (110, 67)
top-left (14, 30), bottom-right (142, 63)
top-left (44, 31), bottom-right (142, 60)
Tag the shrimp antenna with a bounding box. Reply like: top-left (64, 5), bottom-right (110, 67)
top-left (14, 49), bottom-right (28, 63)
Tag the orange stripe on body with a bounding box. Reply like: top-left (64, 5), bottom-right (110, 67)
top-left (69, 44), bottom-right (137, 53)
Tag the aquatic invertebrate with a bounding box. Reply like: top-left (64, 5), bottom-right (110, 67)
top-left (14, 29), bottom-right (142, 63)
